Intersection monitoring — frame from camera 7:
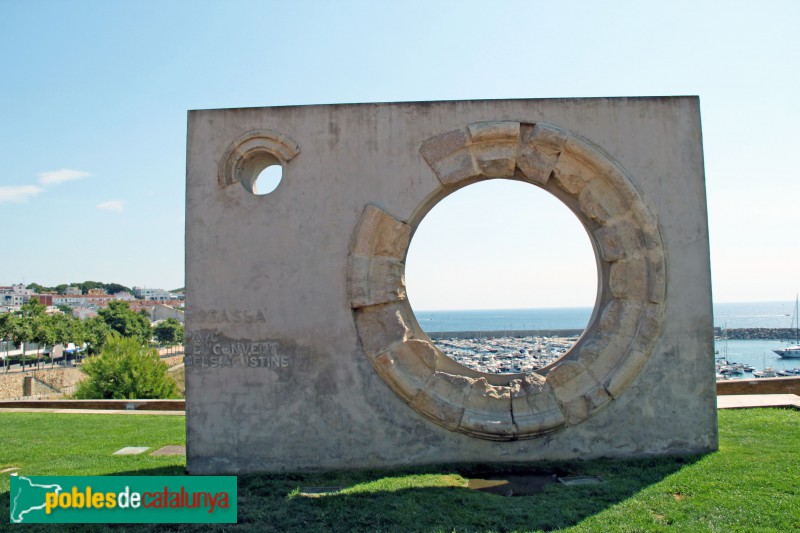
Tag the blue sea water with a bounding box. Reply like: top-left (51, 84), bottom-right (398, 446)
top-left (416, 301), bottom-right (799, 374)
top-left (415, 301), bottom-right (797, 332)
top-left (414, 307), bottom-right (592, 333)
top-left (711, 301), bottom-right (797, 329)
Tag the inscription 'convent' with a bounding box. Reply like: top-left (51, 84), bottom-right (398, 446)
top-left (185, 334), bottom-right (290, 368)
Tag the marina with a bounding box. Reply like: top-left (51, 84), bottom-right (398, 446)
top-left (415, 302), bottom-right (800, 378)
top-left (715, 338), bottom-right (800, 380)
top-left (432, 334), bottom-right (578, 374)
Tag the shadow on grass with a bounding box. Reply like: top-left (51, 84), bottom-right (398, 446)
top-left (0, 456), bottom-right (702, 532)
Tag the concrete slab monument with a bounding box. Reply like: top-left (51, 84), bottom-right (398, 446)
top-left (185, 97), bottom-right (717, 473)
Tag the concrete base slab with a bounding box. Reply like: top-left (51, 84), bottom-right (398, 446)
top-left (717, 394), bottom-right (800, 409)
top-left (113, 447), bottom-right (150, 456)
top-left (299, 487), bottom-right (345, 498)
top-left (151, 445), bottom-right (185, 456)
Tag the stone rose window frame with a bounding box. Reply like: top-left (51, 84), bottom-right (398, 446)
top-left (347, 121), bottom-right (667, 441)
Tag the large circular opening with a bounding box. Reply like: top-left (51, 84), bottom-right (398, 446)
top-left (348, 120), bottom-right (666, 439)
top-left (406, 179), bottom-right (598, 374)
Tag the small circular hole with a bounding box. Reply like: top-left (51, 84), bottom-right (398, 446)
top-left (252, 164), bottom-right (283, 195)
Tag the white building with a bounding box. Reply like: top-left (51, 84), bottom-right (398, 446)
top-left (0, 284), bottom-right (34, 306)
top-left (132, 287), bottom-right (174, 301)
top-left (151, 304), bottom-right (185, 324)
top-left (113, 291), bottom-right (137, 301)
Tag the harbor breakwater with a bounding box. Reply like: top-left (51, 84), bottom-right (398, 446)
top-left (715, 328), bottom-right (797, 340)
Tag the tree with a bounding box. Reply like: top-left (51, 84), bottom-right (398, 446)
top-left (26, 283), bottom-right (50, 294)
top-left (153, 318), bottom-right (184, 346)
top-left (98, 301), bottom-right (152, 345)
top-left (0, 312), bottom-right (32, 371)
top-left (72, 337), bottom-right (178, 399)
top-left (30, 315), bottom-right (55, 369)
top-left (78, 281), bottom-right (104, 294)
top-left (20, 299), bottom-right (46, 318)
top-left (0, 313), bottom-right (28, 372)
top-left (48, 313), bottom-right (85, 365)
top-left (104, 283), bottom-right (131, 295)
top-left (82, 316), bottom-right (113, 355)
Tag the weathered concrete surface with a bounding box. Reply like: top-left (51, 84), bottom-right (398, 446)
top-left (185, 98), bottom-right (716, 473)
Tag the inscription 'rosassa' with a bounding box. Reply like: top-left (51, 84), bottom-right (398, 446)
top-left (189, 309), bottom-right (267, 324)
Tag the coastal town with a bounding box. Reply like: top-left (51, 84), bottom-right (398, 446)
top-left (0, 282), bottom-right (184, 322)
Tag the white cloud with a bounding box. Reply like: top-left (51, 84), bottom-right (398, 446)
top-left (0, 185), bottom-right (45, 204)
top-left (96, 200), bottom-right (124, 212)
top-left (38, 169), bottom-right (91, 185)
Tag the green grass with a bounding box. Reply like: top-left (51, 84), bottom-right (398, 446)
top-left (1, 409), bottom-right (798, 532)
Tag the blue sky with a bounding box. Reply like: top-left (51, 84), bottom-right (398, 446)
top-left (1, 1), bottom-right (798, 308)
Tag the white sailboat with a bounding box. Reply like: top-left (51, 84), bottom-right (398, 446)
top-left (773, 295), bottom-right (800, 359)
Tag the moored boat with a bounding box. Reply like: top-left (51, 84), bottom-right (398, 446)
top-left (774, 295), bottom-right (800, 359)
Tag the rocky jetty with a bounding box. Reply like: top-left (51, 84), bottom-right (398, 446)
top-left (715, 328), bottom-right (797, 340)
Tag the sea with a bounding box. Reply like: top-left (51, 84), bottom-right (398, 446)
top-left (415, 301), bottom-right (800, 375)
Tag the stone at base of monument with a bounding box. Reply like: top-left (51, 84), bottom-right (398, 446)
top-left (185, 97), bottom-right (717, 474)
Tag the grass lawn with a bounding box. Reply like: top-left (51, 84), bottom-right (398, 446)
top-left (1, 408), bottom-right (798, 532)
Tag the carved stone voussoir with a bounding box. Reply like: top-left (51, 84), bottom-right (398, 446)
top-left (516, 123), bottom-right (566, 185)
top-left (609, 257), bottom-right (649, 300)
top-left (463, 378), bottom-right (511, 413)
top-left (354, 303), bottom-right (410, 358)
top-left (351, 205), bottom-right (411, 259)
top-left (578, 181), bottom-right (629, 224)
top-left (511, 379), bottom-right (566, 436)
top-left (598, 299), bottom-right (643, 335)
top-left (471, 144), bottom-right (517, 178)
top-left (605, 349), bottom-right (650, 398)
top-left (419, 128), bottom-right (480, 185)
top-left (594, 218), bottom-right (642, 262)
top-left (374, 351), bottom-right (425, 403)
top-left (583, 335), bottom-right (633, 385)
top-left (459, 410), bottom-right (516, 440)
top-left (553, 152), bottom-right (593, 195)
top-left (467, 121), bottom-right (520, 144)
top-left (585, 385), bottom-right (613, 411)
top-left (373, 339), bottom-right (439, 402)
top-left (419, 128), bottom-right (470, 166)
top-left (348, 255), bottom-right (406, 308)
top-left (525, 123), bottom-right (568, 153)
top-left (547, 360), bottom-right (601, 409)
top-left (390, 339), bottom-right (439, 383)
top-left (411, 372), bottom-right (474, 430)
top-left (410, 390), bottom-right (465, 430)
top-left (434, 152), bottom-right (481, 185)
